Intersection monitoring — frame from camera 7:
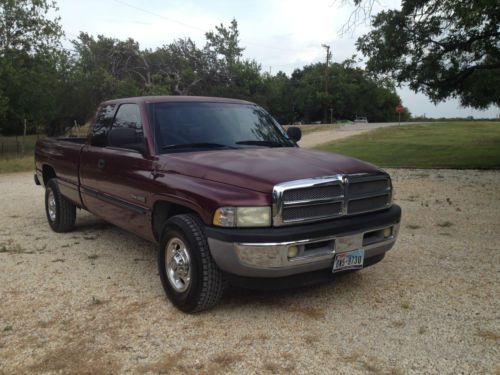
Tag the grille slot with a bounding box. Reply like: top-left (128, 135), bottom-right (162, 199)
top-left (349, 180), bottom-right (389, 197)
top-left (282, 202), bottom-right (342, 222)
top-left (283, 185), bottom-right (342, 203)
top-left (347, 194), bottom-right (391, 214)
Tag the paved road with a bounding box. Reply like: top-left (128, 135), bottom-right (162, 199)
top-left (299, 122), bottom-right (428, 148)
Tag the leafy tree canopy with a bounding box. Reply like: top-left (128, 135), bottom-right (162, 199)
top-left (0, 0), bottom-right (62, 56)
top-left (356, 0), bottom-right (500, 108)
top-left (0, 1), bottom-right (407, 135)
top-left (285, 61), bottom-right (407, 124)
top-left (0, 0), bottom-right (64, 133)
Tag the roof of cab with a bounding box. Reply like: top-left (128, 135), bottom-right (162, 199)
top-left (102, 96), bottom-right (253, 105)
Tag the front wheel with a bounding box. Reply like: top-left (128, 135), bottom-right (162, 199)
top-left (45, 179), bottom-right (76, 232)
top-left (158, 214), bottom-right (225, 313)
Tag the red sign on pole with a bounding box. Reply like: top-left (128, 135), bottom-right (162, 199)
top-left (395, 104), bottom-right (405, 125)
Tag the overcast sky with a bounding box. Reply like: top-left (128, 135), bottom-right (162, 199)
top-left (56, 0), bottom-right (498, 118)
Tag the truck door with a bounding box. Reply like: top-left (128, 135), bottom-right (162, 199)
top-left (80, 103), bottom-right (117, 216)
top-left (81, 103), bottom-right (155, 240)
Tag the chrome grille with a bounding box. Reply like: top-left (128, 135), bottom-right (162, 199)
top-left (282, 202), bottom-right (343, 222)
top-left (348, 179), bottom-right (389, 196)
top-left (273, 173), bottom-right (392, 226)
top-left (347, 195), bottom-right (391, 214)
top-left (283, 185), bottom-right (342, 203)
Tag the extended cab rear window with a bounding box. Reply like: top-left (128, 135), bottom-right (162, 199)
top-left (90, 104), bottom-right (116, 147)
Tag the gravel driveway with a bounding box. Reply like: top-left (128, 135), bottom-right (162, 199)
top-left (0, 167), bottom-right (499, 374)
top-left (298, 122), bottom-right (428, 148)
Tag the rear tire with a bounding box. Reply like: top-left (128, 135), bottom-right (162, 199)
top-left (45, 179), bottom-right (76, 232)
top-left (158, 214), bottom-right (225, 313)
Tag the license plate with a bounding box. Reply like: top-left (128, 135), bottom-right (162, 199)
top-left (332, 249), bottom-right (364, 273)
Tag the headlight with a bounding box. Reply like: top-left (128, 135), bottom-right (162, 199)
top-left (213, 207), bottom-right (271, 227)
top-left (236, 207), bottom-right (272, 227)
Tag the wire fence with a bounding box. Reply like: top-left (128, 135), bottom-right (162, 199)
top-left (0, 121), bottom-right (91, 160)
top-left (0, 134), bottom-right (41, 159)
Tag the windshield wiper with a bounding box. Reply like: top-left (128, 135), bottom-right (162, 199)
top-left (162, 142), bottom-right (236, 150)
top-left (235, 140), bottom-right (285, 147)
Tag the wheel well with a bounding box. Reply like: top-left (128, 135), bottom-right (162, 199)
top-left (42, 165), bottom-right (56, 186)
top-left (152, 201), bottom-right (199, 240)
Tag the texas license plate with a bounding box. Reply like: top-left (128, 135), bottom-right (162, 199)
top-left (332, 249), bottom-right (364, 273)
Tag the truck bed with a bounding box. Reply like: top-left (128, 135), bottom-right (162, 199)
top-left (35, 137), bottom-right (86, 207)
top-left (53, 137), bottom-right (87, 144)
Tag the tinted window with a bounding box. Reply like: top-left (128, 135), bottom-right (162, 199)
top-left (150, 102), bottom-right (294, 153)
top-left (107, 104), bottom-right (145, 151)
top-left (90, 104), bottom-right (116, 147)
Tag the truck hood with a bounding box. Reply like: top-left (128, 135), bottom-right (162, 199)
top-left (158, 147), bottom-right (381, 193)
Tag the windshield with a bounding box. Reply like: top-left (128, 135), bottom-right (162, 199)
top-left (150, 102), bottom-right (295, 153)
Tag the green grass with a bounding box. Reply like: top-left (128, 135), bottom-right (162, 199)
top-left (0, 126), bottom-right (88, 174)
top-left (0, 134), bottom-right (41, 174)
top-left (317, 122), bottom-right (500, 169)
top-left (2, 121), bottom-right (499, 173)
top-left (0, 156), bottom-right (34, 174)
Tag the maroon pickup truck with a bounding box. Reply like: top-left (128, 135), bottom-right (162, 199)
top-left (35, 96), bottom-right (401, 312)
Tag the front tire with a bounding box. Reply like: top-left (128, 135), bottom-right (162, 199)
top-left (45, 179), bottom-right (76, 232)
top-left (158, 214), bottom-right (225, 313)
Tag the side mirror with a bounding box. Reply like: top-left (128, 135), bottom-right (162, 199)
top-left (287, 126), bottom-right (302, 142)
top-left (108, 127), bottom-right (145, 154)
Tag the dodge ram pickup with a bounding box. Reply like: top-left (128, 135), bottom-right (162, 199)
top-left (35, 96), bottom-right (401, 312)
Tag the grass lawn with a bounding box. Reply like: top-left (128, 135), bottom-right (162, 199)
top-left (0, 156), bottom-right (34, 174)
top-left (0, 134), bottom-right (40, 174)
top-left (317, 122), bottom-right (500, 169)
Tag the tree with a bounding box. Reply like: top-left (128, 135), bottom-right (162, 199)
top-left (64, 20), bottom-right (255, 125)
top-left (205, 19), bottom-right (244, 66)
top-left (0, 0), bottom-right (64, 134)
top-left (0, 0), bottom-right (62, 56)
top-left (283, 62), bottom-right (405, 123)
top-left (357, 0), bottom-right (500, 108)
top-left (149, 38), bottom-right (209, 96)
top-left (260, 71), bottom-right (293, 124)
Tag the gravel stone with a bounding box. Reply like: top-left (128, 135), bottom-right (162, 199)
top-left (0, 166), bottom-right (498, 374)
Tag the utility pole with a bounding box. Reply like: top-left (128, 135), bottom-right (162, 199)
top-left (321, 44), bottom-right (332, 124)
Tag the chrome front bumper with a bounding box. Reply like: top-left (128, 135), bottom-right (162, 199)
top-left (208, 223), bottom-right (400, 278)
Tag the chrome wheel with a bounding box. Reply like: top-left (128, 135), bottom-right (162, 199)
top-left (47, 189), bottom-right (56, 222)
top-left (165, 237), bottom-right (192, 293)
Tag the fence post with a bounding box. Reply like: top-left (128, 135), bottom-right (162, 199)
top-left (22, 119), bottom-right (27, 154)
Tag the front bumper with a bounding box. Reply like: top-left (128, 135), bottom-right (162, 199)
top-left (206, 205), bottom-right (401, 278)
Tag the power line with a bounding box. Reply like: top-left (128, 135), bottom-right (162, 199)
top-left (113, 0), bottom-right (206, 32)
top-left (111, 0), bottom-right (304, 53)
